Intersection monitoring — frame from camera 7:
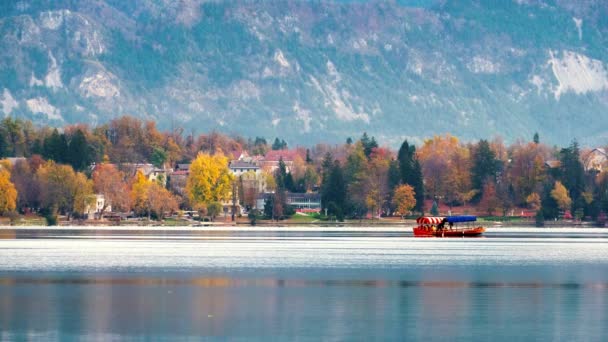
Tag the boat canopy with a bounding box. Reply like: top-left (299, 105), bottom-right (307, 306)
top-left (445, 215), bottom-right (477, 223)
top-left (416, 217), bottom-right (445, 225)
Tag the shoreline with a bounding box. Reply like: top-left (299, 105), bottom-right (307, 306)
top-left (0, 225), bottom-right (605, 232)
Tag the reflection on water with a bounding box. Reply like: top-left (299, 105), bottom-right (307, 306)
top-left (1, 275), bottom-right (607, 340)
top-left (1, 229), bottom-right (608, 340)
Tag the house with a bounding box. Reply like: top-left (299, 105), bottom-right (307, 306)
top-left (256, 192), bottom-right (321, 213)
top-left (229, 160), bottom-right (261, 176)
top-left (583, 148), bottom-right (608, 172)
top-left (286, 192), bottom-right (321, 213)
top-left (544, 160), bottom-right (561, 169)
top-left (119, 163), bottom-right (169, 186)
top-left (175, 163), bottom-right (191, 172)
top-left (260, 150), bottom-right (297, 173)
top-left (85, 194), bottom-right (110, 220)
top-left (4, 157), bottom-right (26, 166)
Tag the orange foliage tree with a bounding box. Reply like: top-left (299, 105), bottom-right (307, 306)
top-left (417, 134), bottom-right (471, 206)
top-left (92, 163), bottom-right (131, 217)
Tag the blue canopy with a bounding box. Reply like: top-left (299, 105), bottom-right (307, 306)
top-left (445, 215), bottom-right (477, 223)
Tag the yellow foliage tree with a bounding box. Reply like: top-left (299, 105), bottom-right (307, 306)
top-left (186, 152), bottom-right (233, 206)
top-left (417, 134), bottom-right (471, 204)
top-left (131, 171), bottom-right (151, 216)
top-left (526, 192), bottom-right (541, 210)
top-left (392, 184), bottom-right (416, 219)
top-left (36, 161), bottom-right (93, 218)
top-left (551, 181), bottom-right (572, 212)
top-left (0, 168), bottom-right (17, 215)
top-left (73, 172), bottom-right (94, 216)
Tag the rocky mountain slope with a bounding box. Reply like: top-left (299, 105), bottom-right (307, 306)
top-left (1, 0), bottom-right (607, 146)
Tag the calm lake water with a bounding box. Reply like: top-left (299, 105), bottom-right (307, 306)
top-left (1, 227), bottom-right (607, 341)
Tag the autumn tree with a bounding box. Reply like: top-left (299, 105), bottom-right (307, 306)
top-left (0, 167), bottom-right (17, 215)
top-left (37, 161), bottom-right (93, 219)
top-left (367, 149), bottom-right (390, 217)
top-left (479, 180), bottom-right (500, 216)
top-left (344, 143), bottom-right (368, 215)
top-left (11, 159), bottom-right (40, 211)
top-left (526, 192), bottom-right (541, 210)
top-left (392, 184), bottom-right (416, 219)
top-left (0, 117), bottom-right (37, 157)
top-left (186, 152), bottom-right (233, 207)
top-left (92, 163), bottom-right (131, 216)
top-left (551, 181), bottom-right (572, 213)
top-left (505, 142), bottom-right (550, 205)
top-left (418, 134), bottom-right (471, 207)
top-left (146, 182), bottom-right (178, 220)
top-left (207, 201), bottom-right (223, 221)
top-left (239, 171), bottom-right (262, 210)
top-left (131, 171), bottom-right (152, 217)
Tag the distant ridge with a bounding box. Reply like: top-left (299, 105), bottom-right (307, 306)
top-left (0, 0), bottom-right (607, 146)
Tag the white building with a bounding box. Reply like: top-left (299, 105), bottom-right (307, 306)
top-left (85, 194), bottom-right (110, 220)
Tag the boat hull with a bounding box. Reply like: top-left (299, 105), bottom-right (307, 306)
top-left (413, 226), bottom-right (486, 237)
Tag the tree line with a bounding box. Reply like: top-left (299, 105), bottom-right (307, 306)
top-left (0, 115), bottom-right (606, 224)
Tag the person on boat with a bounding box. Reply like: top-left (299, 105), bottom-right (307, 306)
top-left (437, 219), bottom-right (446, 231)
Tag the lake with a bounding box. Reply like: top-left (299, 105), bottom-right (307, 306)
top-left (1, 227), bottom-right (607, 341)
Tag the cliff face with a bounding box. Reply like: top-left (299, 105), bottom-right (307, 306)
top-left (1, 0), bottom-right (607, 145)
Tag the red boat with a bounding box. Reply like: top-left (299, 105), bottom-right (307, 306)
top-left (413, 216), bottom-right (485, 237)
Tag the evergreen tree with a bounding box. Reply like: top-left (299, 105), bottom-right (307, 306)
top-left (471, 140), bottom-right (499, 196)
top-left (535, 207), bottom-right (545, 227)
top-left (533, 132), bottom-right (540, 144)
top-left (397, 140), bottom-right (425, 212)
top-left (360, 133), bottom-right (378, 158)
top-left (541, 180), bottom-right (560, 220)
top-left (0, 128), bottom-right (8, 158)
top-left (150, 147), bottom-right (168, 168)
top-left (271, 138), bottom-right (287, 150)
top-left (272, 138), bottom-right (282, 151)
top-left (305, 149), bottom-right (312, 163)
top-left (411, 158), bottom-right (425, 212)
top-left (321, 159), bottom-right (346, 218)
top-left (346, 137), bottom-right (353, 145)
top-left (67, 129), bottom-right (90, 171)
top-left (398, 140), bottom-right (414, 184)
top-left (559, 141), bottom-right (585, 210)
top-left (387, 159), bottom-right (401, 189)
top-left (430, 200), bottom-right (439, 216)
top-left (263, 196), bottom-right (273, 219)
top-left (284, 173), bottom-right (295, 192)
top-left (275, 158), bottom-right (288, 189)
top-left (43, 129), bottom-right (68, 164)
top-left (320, 152), bottom-right (334, 212)
top-left (387, 159), bottom-right (401, 214)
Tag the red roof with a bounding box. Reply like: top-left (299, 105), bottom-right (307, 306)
top-left (264, 150), bottom-right (298, 162)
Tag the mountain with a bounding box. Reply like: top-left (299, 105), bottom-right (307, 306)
top-left (1, 0), bottom-right (608, 146)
